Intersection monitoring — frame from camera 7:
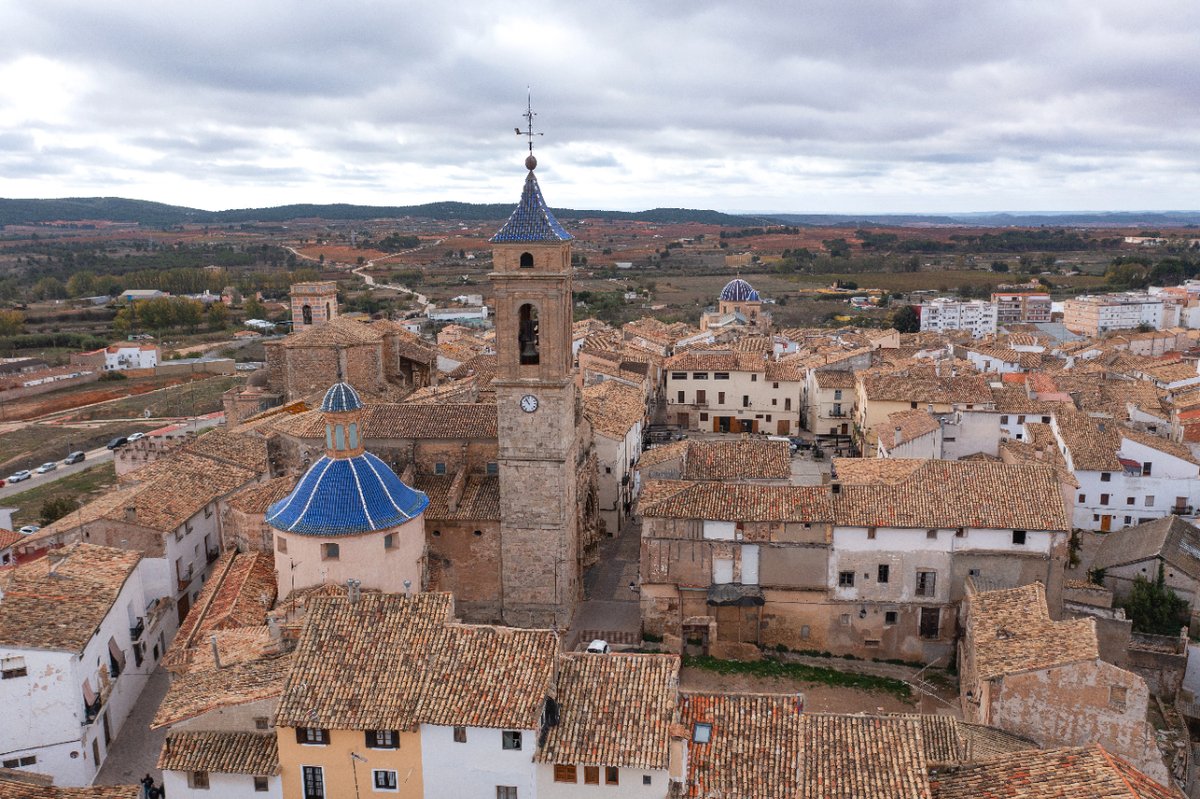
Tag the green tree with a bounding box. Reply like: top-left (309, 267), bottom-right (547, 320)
top-left (113, 306), bottom-right (136, 335)
top-left (207, 302), bottom-right (230, 331)
top-left (32, 276), bottom-right (67, 300)
top-left (0, 309), bottom-right (24, 336)
top-left (138, 297), bottom-right (176, 332)
top-left (39, 496), bottom-right (79, 526)
top-left (243, 297), bottom-right (265, 320)
top-left (66, 271), bottom-right (97, 297)
top-left (174, 298), bottom-right (203, 332)
top-left (990, 260), bottom-right (1010, 273)
top-left (1121, 564), bottom-right (1189, 635)
top-left (891, 305), bottom-right (920, 333)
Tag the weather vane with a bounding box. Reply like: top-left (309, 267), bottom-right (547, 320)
top-left (514, 88), bottom-right (543, 169)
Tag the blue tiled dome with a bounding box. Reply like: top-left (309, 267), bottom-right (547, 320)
top-left (491, 170), bottom-right (573, 243)
top-left (320, 382), bottom-right (363, 413)
top-left (720, 278), bottom-right (760, 302)
top-left (266, 452), bottom-right (429, 536)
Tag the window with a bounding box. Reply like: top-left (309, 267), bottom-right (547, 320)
top-left (915, 570), bottom-right (936, 597)
top-left (867, 527), bottom-right (876, 540)
top-left (840, 613), bottom-right (851, 626)
top-left (785, 398), bottom-right (792, 410)
top-left (366, 730), bottom-right (399, 749)
top-left (1012, 530), bottom-right (1027, 545)
top-left (1100, 494), bottom-right (1110, 505)
top-left (1146, 496), bottom-right (1155, 507)
top-left (296, 727), bottom-right (330, 745)
top-left (497, 788), bottom-right (518, 799)
top-left (699, 413), bottom-right (708, 422)
top-left (643, 775), bottom-right (652, 785)
top-left (677, 390), bottom-right (685, 403)
top-left (584, 766), bottom-right (600, 785)
top-left (742, 395), bottom-right (750, 407)
top-left (838, 571), bottom-right (855, 587)
top-left (1124, 516), bottom-right (1132, 526)
top-left (373, 770), bottom-right (398, 791)
top-left (519, 251), bottom-right (534, 268)
top-left (1, 656), bottom-right (27, 679)
top-left (1142, 462), bottom-right (1153, 476)
top-left (435, 462), bottom-right (447, 475)
top-left (718, 391), bottom-right (725, 404)
top-left (751, 374), bottom-right (758, 382)
top-left (321, 542), bottom-right (339, 560)
top-left (518, 303), bottom-right (540, 365)
top-left (1078, 493), bottom-right (1086, 503)
top-left (453, 726), bottom-right (467, 743)
top-left (884, 611), bottom-right (898, 625)
top-left (254, 777), bottom-right (269, 792)
top-left (910, 401), bottom-right (918, 409)
top-left (926, 529), bottom-right (938, 539)
top-left (1101, 472), bottom-right (1111, 482)
top-left (1016, 415), bottom-right (1025, 425)
top-left (919, 606), bottom-right (940, 639)
top-left (254, 717), bottom-right (270, 730)
top-left (773, 382), bottom-right (780, 389)
top-left (1126, 497), bottom-right (1135, 506)
top-left (297, 763), bottom-right (321, 791)
top-left (833, 389), bottom-right (843, 401)
top-left (800, 625), bottom-right (810, 639)
top-left (714, 372), bottom-right (730, 380)
top-left (968, 568), bottom-right (982, 578)
top-left (877, 565), bottom-right (890, 583)
top-left (693, 372), bottom-right (708, 380)
top-left (693, 722), bottom-right (713, 743)
top-left (502, 730), bottom-right (522, 750)
top-left (487, 461), bottom-right (499, 475)
top-left (1109, 685), bottom-right (1128, 710)
top-left (771, 398), bottom-right (777, 406)
top-left (695, 390), bottom-right (707, 405)
top-left (955, 527), bottom-right (965, 538)
top-left (1000, 415), bottom-right (1009, 424)
top-left (606, 767), bottom-right (619, 785)
top-left (189, 772), bottom-right (210, 790)
top-left (276, 536), bottom-right (287, 554)
top-left (554, 764), bottom-right (577, 783)
top-left (671, 372), bottom-right (687, 380)
top-left (1, 756), bottom-right (36, 769)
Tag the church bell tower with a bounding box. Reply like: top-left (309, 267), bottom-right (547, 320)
top-left (490, 131), bottom-right (580, 628)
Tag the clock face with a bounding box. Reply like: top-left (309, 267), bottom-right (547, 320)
top-left (520, 394), bottom-right (539, 413)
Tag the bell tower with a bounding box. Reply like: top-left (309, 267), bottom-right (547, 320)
top-left (491, 139), bottom-right (580, 628)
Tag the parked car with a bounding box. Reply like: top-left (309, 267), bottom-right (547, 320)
top-left (106, 436), bottom-right (128, 450)
top-left (64, 451), bottom-right (86, 465)
top-left (127, 432), bottom-right (146, 442)
top-left (7, 470), bottom-right (32, 483)
top-left (585, 639), bottom-right (611, 654)
top-left (35, 462), bottom-right (58, 474)
top-left (18, 525), bottom-right (39, 535)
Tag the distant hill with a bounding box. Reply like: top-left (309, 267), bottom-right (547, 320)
top-left (0, 197), bottom-right (769, 228)
top-left (2, 197), bottom-right (1198, 229)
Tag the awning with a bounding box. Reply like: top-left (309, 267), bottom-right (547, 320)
top-left (706, 584), bottom-right (764, 607)
top-left (108, 637), bottom-right (126, 670)
top-left (82, 678), bottom-right (97, 706)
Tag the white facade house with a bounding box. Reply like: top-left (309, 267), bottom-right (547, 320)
top-left (421, 724), bottom-right (537, 799)
top-left (583, 381), bottom-right (646, 536)
top-left (0, 545), bottom-right (167, 786)
top-left (427, 305), bottom-right (489, 321)
top-left (162, 770), bottom-right (281, 799)
top-left (536, 762), bottom-right (670, 799)
top-left (1062, 293), bottom-right (1166, 336)
top-left (104, 344), bottom-right (159, 371)
top-left (919, 299), bottom-right (998, 338)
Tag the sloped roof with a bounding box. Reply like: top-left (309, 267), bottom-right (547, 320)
top-left (281, 316), bottom-right (382, 348)
top-left (801, 714), bottom-right (931, 799)
top-left (268, 402), bottom-right (498, 441)
top-left (158, 731), bottom-right (279, 776)
top-left (679, 693), bottom-right (802, 799)
top-left (490, 169), bottom-right (572, 243)
top-left (0, 776), bottom-right (140, 799)
top-left (1092, 515), bottom-right (1200, 578)
top-left (582, 380), bottom-right (646, 438)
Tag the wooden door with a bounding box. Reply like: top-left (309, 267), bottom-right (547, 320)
top-left (777, 420), bottom-right (790, 435)
top-left (1100, 515), bottom-right (1112, 532)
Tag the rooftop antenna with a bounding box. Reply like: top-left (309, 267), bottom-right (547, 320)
top-left (515, 88), bottom-right (543, 169)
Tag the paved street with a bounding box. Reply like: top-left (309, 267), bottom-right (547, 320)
top-left (94, 667), bottom-right (170, 786)
top-left (0, 445), bottom-right (113, 502)
top-left (570, 516), bottom-right (643, 651)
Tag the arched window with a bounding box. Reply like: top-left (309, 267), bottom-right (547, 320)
top-left (519, 252), bottom-right (534, 268)
top-left (518, 304), bottom-right (540, 365)
top-left (348, 422), bottom-right (358, 449)
top-left (325, 301), bottom-right (331, 319)
top-left (302, 304), bottom-right (313, 325)
top-left (325, 426), bottom-right (334, 450)
top-left (334, 425), bottom-right (346, 450)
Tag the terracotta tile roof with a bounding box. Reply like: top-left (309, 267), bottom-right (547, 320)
top-left (802, 714), bottom-right (931, 799)
top-left (181, 429), bottom-right (269, 473)
top-left (859, 373), bottom-right (994, 405)
top-left (404, 377), bottom-right (482, 404)
top-left (1092, 515), bottom-right (1200, 576)
top-left (226, 475), bottom-right (300, 514)
top-left (0, 776), bottom-right (139, 799)
top-left (153, 629), bottom-right (292, 728)
top-left (163, 551), bottom-right (277, 671)
top-left (413, 475), bottom-right (501, 521)
top-left (282, 316), bottom-right (382, 348)
top-left (583, 381), bottom-right (646, 438)
top-left (999, 425), bottom-right (1079, 489)
top-left (379, 324), bottom-right (437, 365)
top-left (622, 318), bottom-right (701, 347)
top-left (158, 731), bottom-right (279, 776)
top-left (636, 440), bottom-right (688, 470)
top-left (989, 386), bottom-right (1062, 415)
top-left (765, 360), bottom-right (806, 382)
top-left (811, 369), bottom-right (857, 389)
top-left (639, 481), bottom-right (834, 523)
top-left (0, 529), bottom-right (22, 551)
top-left (964, 583), bottom-right (1099, 681)
top-left (536, 653), bottom-right (679, 770)
top-left (278, 592), bottom-right (557, 732)
top-left (679, 692), bottom-right (801, 799)
top-left (1123, 427), bottom-right (1200, 466)
top-left (417, 624), bottom-right (557, 729)
top-left (1053, 411), bottom-right (1124, 471)
top-left (666, 350), bottom-right (772, 373)
top-left (967, 346), bottom-right (1044, 370)
top-left (680, 440), bottom-right (792, 481)
top-left (110, 451), bottom-right (259, 533)
top-left (0, 544), bottom-right (141, 653)
top-left (876, 409), bottom-right (941, 448)
top-left (928, 745), bottom-right (1183, 799)
top-left (268, 402), bottom-right (497, 441)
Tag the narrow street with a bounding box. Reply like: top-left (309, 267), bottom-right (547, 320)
top-left (570, 516), bottom-right (643, 651)
top-left (94, 666), bottom-right (170, 786)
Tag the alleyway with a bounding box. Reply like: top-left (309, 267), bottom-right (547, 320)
top-left (94, 666), bottom-right (170, 786)
top-left (570, 516), bottom-right (643, 651)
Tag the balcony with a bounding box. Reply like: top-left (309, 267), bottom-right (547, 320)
top-left (177, 565), bottom-right (194, 593)
top-left (83, 696), bottom-right (101, 725)
top-left (828, 410), bottom-right (847, 418)
top-left (129, 617), bottom-right (145, 641)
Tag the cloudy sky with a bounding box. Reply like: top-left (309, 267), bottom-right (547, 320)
top-left (1, 1), bottom-right (1198, 214)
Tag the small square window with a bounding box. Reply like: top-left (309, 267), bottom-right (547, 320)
top-left (1109, 685), bottom-right (1128, 710)
top-left (254, 717), bottom-right (270, 730)
top-left (1101, 472), bottom-right (1111, 482)
top-left (606, 767), bottom-right (619, 785)
top-left (926, 529), bottom-right (937, 539)
top-left (373, 769), bottom-right (398, 791)
top-left (435, 462), bottom-right (447, 475)
top-left (384, 533), bottom-right (395, 550)
top-left (367, 730), bottom-right (399, 749)
top-left (1142, 462), bottom-right (1153, 477)
top-left (584, 766), bottom-right (600, 785)
top-left (189, 772), bottom-right (210, 790)
top-left (1146, 496), bottom-right (1155, 507)
top-left (1, 656), bottom-right (28, 680)
top-left (321, 542), bottom-right (339, 560)
top-left (1078, 493), bottom-right (1086, 503)
top-left (453, 726), bottom-right (467, 743)
top-left (1000, 415), bottom-right (1009, 424)
top-left (1012, 530), bottom-right (1027, 545)
top-left (554, 764), bottom-right (577, 783)
top-left (840, 613), bottom-right (851, 626)
top-left (877, 565), bottom-right (890, 583)
top-left (486, 462), bottom-right (499, 475)
top-left (254, 777), bottom-right (269, 792)
top-left (838, 571), bottom-right (855, 587)
top-left (296, 727), bottom-right (329, 745)
top-left (693, 723), bottom-right (712, 743)
top-left (867, 527), bottom-right (876, 540)
top-left (643, 775), bottom-right (652, 785)
top-left (699, 413), bottom-right (709, 422)
top-left (501, 730), bottom-right (522, 750)
top-left (884, 611), bottom-right (898, 625)
top-left (275, 536), bottom-right (287, 554)
top-left (497, 788), bottom-right (518, 799)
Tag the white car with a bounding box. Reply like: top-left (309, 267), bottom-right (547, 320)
top-left (35, 462), bottom-right (58, 474)
top-left (585, 639), bottom-right (611, 654)
top-left (7, 470), bottom-right (32, 483)
top-left (127, 432), bottom-right (146, 442)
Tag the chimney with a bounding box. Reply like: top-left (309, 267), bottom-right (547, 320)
top-left (795, 692), bottom-right (806, 714)
top-left (210, 635), bottom-right (222, 670)
top-left (1034, 447), bottom-right (1044, 460)
top-left (404, 579), bottom-right (413, 596)
top-left (347, 578), bottom-right (361, 605)
top-left (927, 403), bottom-right (933, 413)
top-left (894, 426), bottom-right (903, 448)
top-left (125, 507), bottom-right (137, 523)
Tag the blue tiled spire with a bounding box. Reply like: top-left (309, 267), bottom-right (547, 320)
top-left (490, 169), bottom-right (573, 243)
top-left (720, 278), bottom-right (760, 302)
top-left (266, 451), bottom-right (429, 536)
top-left (320, 381), bottom-right (363, 413)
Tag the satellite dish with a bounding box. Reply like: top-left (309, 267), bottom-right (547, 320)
top-left (143, 409), bottom-right (152, 419)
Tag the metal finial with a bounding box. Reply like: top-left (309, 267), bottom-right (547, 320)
top-left (515, 88), bottom-right (543, 169)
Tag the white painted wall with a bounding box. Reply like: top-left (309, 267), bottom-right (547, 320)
top-left (535, 763), bottom-right (668, 799)
top-left (420, 725), bottom-right (536, 799)
top-left (163, 769), bottom-right (281, 799)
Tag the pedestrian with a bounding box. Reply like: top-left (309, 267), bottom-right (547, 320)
top-left (140, 775), bottom-right (153, 799)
